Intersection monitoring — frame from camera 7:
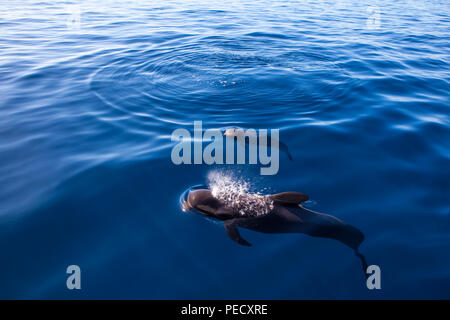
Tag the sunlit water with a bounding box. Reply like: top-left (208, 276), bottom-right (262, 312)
top-left (0, 0), bottom-right (449, 298)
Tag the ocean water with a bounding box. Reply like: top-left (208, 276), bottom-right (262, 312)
top-left (0, 0), bottom-right (449, 299)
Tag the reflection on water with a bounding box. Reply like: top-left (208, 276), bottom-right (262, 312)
top-left (0, 0), bottom-right (449, 298)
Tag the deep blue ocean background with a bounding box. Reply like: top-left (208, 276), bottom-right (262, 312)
top-left (0, 0), bottom-right (449, 299)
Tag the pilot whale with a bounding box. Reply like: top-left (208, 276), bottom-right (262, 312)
top-left (182, 187), bottom-right (364, 251)
top-left (224, 128), bottom-right (293, 161)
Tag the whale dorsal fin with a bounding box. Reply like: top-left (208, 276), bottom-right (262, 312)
top-left (224, 220), bottom-right (251, 246)
top-left (269, 192), bottom-right (309, 204)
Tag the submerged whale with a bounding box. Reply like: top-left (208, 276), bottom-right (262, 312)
top-left (223, 128), bottom-right (293, 161)
top-left (182, 187), bottom-right (364, 251)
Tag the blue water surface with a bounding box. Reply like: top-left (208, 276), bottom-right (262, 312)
top-left (0, 0), bottom-right (449, 299)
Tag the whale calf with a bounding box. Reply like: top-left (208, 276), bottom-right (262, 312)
top-left (182, 187), bottom-right (364, 250)
top-left (223, 127), bottom-right (293, 161)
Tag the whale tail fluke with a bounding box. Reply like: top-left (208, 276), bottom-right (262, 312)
top-left (355, 250), bottom-right (369, 280)
top-left (279, 141), bottom-right (293, 161)
top-left (287, 150), bottom-right (293, 161)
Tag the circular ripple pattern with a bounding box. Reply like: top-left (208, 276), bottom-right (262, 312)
top-left (1, 0), bottom-right (450, 299)
top-left (90, 39), bottom-right (355, 130)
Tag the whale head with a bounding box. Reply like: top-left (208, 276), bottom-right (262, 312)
top-left (186, 189), bottom-right (236, 220)
top-left (186, 189), bottom-right (222, 217)
top-left (223, 128), bottom-right (239, 137)
top-left (223, 127), bottom-right (251, 137)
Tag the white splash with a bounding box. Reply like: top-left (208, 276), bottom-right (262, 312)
top-left (207, 171), bottom-right (273, 217)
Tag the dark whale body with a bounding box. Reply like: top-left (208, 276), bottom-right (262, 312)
top-left (183, 188), bottom-right (364, 250)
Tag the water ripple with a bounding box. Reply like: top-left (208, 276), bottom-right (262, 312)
top-left (0, 0), bottom-right (449, 298)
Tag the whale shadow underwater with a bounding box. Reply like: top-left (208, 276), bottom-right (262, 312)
top-left (181, 184), bottom-right (368, 275)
